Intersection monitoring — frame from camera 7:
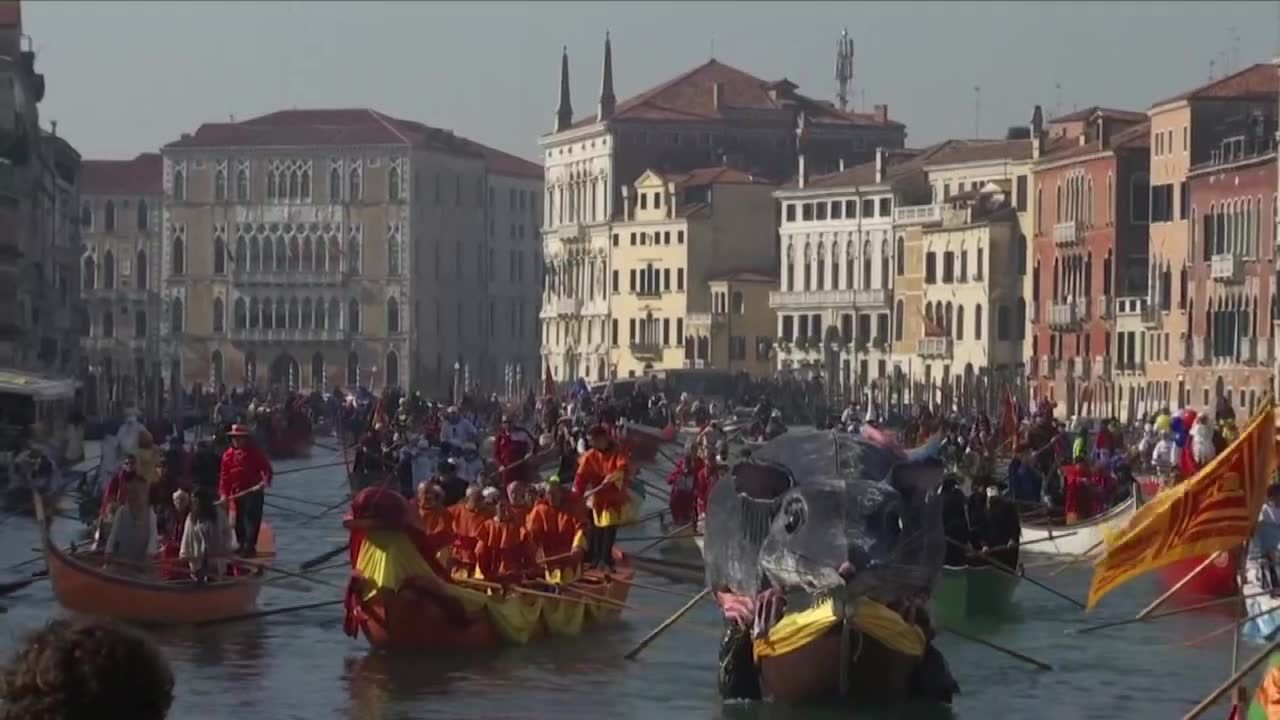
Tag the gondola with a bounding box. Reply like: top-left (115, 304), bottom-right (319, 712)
top-left (33, 494), bottom-right (264, 625)
top-left (931, 564), bottom-right (1020, 623)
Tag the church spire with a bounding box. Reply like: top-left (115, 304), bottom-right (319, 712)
top-left (555, 46), bottom-right (573, 133)
top-left (597, 31), bottom-right (616, 122)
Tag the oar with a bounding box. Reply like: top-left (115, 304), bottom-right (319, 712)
top-left (605, 575), bottom-right (704, 599)
top-left (263, 490), bottom-right (338, 510)
top-left (275, 460), bottom-right (349, 477)
top-left (300, 493), bottom-right (354, 525)
top-left (938, 624), bottom-right (1052, 671)
top-left (0, 576), bottom-right (42, 596)
top-left (623, 587), bottom-right (711, 660)
top-left (261, 499), bottom-right (313, 518)
top-left (193, 599), bottom-right (344, 628)
top-left (945, 537), bottom-right (1085, 609)
top-left (1182, 633), bottom-right (1280, 720)
top-left (616, 509), bottom-right (666, 529)
top-left (1069, 590), bottom-right (1267, 635)
top-left (1135, 552), bottom-right (1223, 620)
top-left (619, 534), bottom-right (704, 543)
top-left (1184, 605), bottom-right (1278, 648)
top-left (1047, 538), bottom-right (1105, 577)
top-left (299, 543), bottom-right (350, 571)
top-left (232, 558), bottom-right (346, 591)
top-left (635, 522), bottom-right (695, 555)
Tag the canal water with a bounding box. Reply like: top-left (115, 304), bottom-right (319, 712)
top-left (0, 442), bottom-right (1258, 719)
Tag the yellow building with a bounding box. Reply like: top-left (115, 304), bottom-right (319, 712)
top-left (687, 272), bottom-right (778, 379)
top-left (607, 167), bottom-right (777, 378)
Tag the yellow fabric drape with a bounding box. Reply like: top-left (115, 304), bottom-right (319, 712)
top-left (752, 597), bottom-right (926, 660)
top-left (135, 447), bottom-right (160, 485)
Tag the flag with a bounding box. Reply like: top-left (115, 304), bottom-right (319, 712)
top-left (1087, 401), bottom-right (1276, 609)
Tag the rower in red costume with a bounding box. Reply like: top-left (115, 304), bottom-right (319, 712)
top-left (493, 415), bottom-right (536, 488)
top-left (665, 444), bottom-right (699, 527)
top-left (474, 492), bottom-right (538, 581)
top-left (694, 448), bottom-right (723, 520)
top-left (525, 477), bottom-right (587, 584)
top-left (573, 425), bottom-right (632, 571)
top-left (1062, 451), bottom-right (1098, 524)
top-left (100, 454), bottom-right (139, 521)
top-left (447, 484), bottom-right (491, 578)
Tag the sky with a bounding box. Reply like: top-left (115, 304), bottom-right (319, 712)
top-left (21, 1), bottom-right (1280, 162)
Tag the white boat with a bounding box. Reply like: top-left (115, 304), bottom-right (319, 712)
top-left (1242, 558), bottom-right (1280, 643)
top-left (1019, 496), bottom-right (1137, 556)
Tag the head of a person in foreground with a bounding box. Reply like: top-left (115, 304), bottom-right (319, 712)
top-left (0, 617), bottom-right (174, 720)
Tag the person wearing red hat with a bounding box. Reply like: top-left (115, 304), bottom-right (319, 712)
top-left (219, 424), bottom-right (273, 557)
top-left (573, 424), bottom-right (631, 571)
top-left (493, 415), bottom-right (535, 488)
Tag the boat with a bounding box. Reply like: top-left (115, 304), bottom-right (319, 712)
top-left (33, 494), bottom-right (264, 625)
top-left (931, 564), bottom-right (1019, 624)
top-left (1137, 476), bottom-right (1239, 599)
top-left (1241, 559), bottom-right (1280, 643)
top-left (1020, 495), bottom-right (1137, 556)
top-left (351, 549), bottom-right (634, 652)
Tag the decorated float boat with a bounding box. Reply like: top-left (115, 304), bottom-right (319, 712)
top-left (1020, 496), bottom-right (1137, 556)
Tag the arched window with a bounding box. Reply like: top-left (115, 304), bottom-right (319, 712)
top-left (944, 301), bottom-right (954, 336)
top-left (248, 298), bottom-right (260, 329)
top-left (102, 250), bottom-right (116, 289)
top-left (274, 297), bottom-right (286, 329)
top-left (261, 298), bottom-right (273, 329)
top-left (328, 236), bottom-right (341, 272)
top-left (235, 235), bottom-right (248, 270)
top-left (1015, 298), bottom-right (1026, 340)
top-left (289, 237), bottom-right (301, 271)
top-left (288, 297), bottom-right (299, 329)
top-left (956, 305), bottom-right (965, 341)
top-left (388, 166), bottom-right (401, 201)
top-left (213, 297), bottom-right (225, 333)
top-left (287, 169), bottom-right (300, 200)
top-left (347, 233), bottom-right (361, 274)
top-left (213, 236), bottom-right (226, 275)
top-left (134, 310), bottom-right (147, 338)
top-left (234, 297), bottom-right (247, 329)
top-left (894, 298), bottom-right (904, 341)
top-left (385, 350), bottom-right (399, 389)
top-left (896, 235), bottom-right (905, 276)
top-left (311, 352), bottom-right (325, 389)
top-left (301, 298), bottom-right (313, 328)
top-left (862, 240), bottom-right (872, 288)
top-left (211, 350), bottom-right (224, 387)
top-left (845, 240), bottom-right (855, 289)
top-left (975, 304), bottom-right (983, 340)
top-left (171, 237), bottom-right (185, 275)
top-left (349, 166), bottom-right (362, 201)
top-left (387, 296), bottom-right (400, 332)
top-left (249, 235), bottom-right (261, 272)
top-left (784, 244), bottom-right (794, 291)
top-left (924, 301), bottom-right (934, 326)
top-left (236, 167), bottom-right (249, 202)
top-left (104, 200), bottom-right (116, 232)
top-left (816, 244), bottom-right (826, 291)
top-left (328, 299), bottom-right (340, 331)
top-left (302, 237), bottom-right (314, 271)
top-left (329, 166), bottom-right (342, 201)
top-left (136, 200), bottom-right (148, 231)
top-left (275, 236), bottom-right (287, 272)
top-left (80, 202), bottom-right (92, 229)
top-left (347, 351), bottom-right (360, 386)
top-left (170, 297), bottom-right (184, 333)
top-left (802, 243), bottom-right (812, 291)
top-left (172, 168), bottom-right (185, 201)
top-left (214, 167), bottom-right (227, 201)
top-left (348, 299), bottom-right (361, 333)
top-left (299, 168), bottom-right (311, 199)
top-left (267, 169), bottom-right (278, 200)
top-left (830, 244), bottom-right (841, 289)
top-left (82, 255), bottom-right (95, 290)
top-left (102, 310), bottom-right (114, 338)
top-left (388, 234), bottom-right (400, 275)
top-left (1016, 234), bottom-right (1027, 274)
top-left (315, 298), bottom-right (327, 329)
top-left (996, 304), bottom-right (1010, 340)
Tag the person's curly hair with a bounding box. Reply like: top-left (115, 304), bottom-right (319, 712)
top-left (0, 617), bottom-right (174, 720)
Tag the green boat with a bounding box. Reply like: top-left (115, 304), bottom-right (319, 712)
top-left (931, 564), bottom-right (1020, 624)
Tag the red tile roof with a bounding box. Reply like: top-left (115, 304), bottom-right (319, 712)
top-left (80, 153), bottom-right (163, 195)
top-left (1152, 62), bottom-right (1280, 108)
top-left (669, 166), bottom-right (773, 187)
top-left (923, 138), bottom-right (1032, 166)
top-left (1037, 121), bottom-right (1151, 164)
top-left (798, 144), bottom-right (947, 189)
top-left (165, 108), bottom-right (540, 178)
top-left (0, 1), bottom-right (20, 28)
top-left (1049, 106), bottom-right (1147, 124)
top-left (572, 59), bottom-right (903, 130)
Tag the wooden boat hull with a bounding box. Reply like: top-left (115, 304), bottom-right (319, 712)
top-left (354, 553), bottom-right (634, 653)
top-left (757, 624), bottom-right (922, 704)
top-left (931, 565), bottom-right (1019, 624)
top-left (1020, 496), bottom-right (1136, 556)
top-left (1156, 549), bottom-right (1238, 600)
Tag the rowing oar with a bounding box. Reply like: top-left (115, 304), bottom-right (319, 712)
top-left (623, 588), bottom-right (711, 660)
top-left (299, 543), bottom-right (350, 571)
top-left (944, 537), bottom-right (1085, 609)
top-left (263, 490), bottom-right (340, 510)
top-left (1047, 538), bottom-right (1105, 577)
top-left (1183, 604), bottom-right (1276, 648)
top-left (634, 522), bottom-right (695, 555)
top-left (616, 509), bottom-right (666, 529)
top-left (300, 493), bottom-right (354, 525)
top-left (1068, 589), bottom-right (1270, 635)
top-left (261, 499), bottom-right (313, 518)
top-left (274, 460), bottom-right (349, 478)
top-left (0, 576), bottom-right (42, 596)
top-left (232, 558), bottom-right (347, 591)
top-left (619, 533), bottom-right (703, 543)
top-left (973, 532), bottom-right (1079, 556)
top-left (193, 599), bottom-right (344, 628)
top-left (1183, 633), bottom-right (1280, 720)
top-left (938, 624), bottom-right (1052, 671)
top-left (1135, 552), bottom-right (1222, 620)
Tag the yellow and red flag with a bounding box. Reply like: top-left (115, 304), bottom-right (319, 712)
top-left (1087, 401), bottom-right (1276, 609)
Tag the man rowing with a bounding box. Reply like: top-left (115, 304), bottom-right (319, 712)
top-left (218, 424), bottom-right (273, 558)
top-left (447, 484), bottom-right (491, 578)
top-left (526, 477), bottom-right (586, 584)
top-left (474, 492), bottom-right (538, 582)
top-left (573, 425), bottom-right (632, 572)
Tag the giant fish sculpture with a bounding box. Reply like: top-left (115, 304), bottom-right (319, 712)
top-left (704, 428), bottom-right (958, 706)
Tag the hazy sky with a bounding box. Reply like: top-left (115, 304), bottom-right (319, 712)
top-left (22, 1), bottom-right (1280, 162)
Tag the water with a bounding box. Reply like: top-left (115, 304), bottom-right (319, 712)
top-left (0, 444), bottom-right (1258, 719)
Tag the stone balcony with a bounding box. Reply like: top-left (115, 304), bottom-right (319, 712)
top-left (853, 287), bottom-right (891, 307)
top-left (769, 289), bottom-right (856, 310)
top-left (686, 311), bottom-right (725, 328)
top-left (629, 341), bottom-right (663, 360)
top-left (916, 336), bottom-right (953, 358)
top-left (1048, 298), bottom-right (1088, 330)
top-left (894, 204), bottom-right (942, 225)
top-left (1053, 220), bottom-right (1082, 247)
top-left (229, 326), bottom-right (350, 343)
top-left (1211, 253), bottom-right (1244, 283)
top-left (230, 268), bottom-right (350, 287)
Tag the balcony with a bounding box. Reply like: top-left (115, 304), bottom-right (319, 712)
top-left (1211, 253), bottom-right (1244, 283)
top-left (916, 336), bottom-right (953, 358)
top-left (686, 311), bottom-right (725, 328)
top-left (1096, 355), bottom-right (1112, 378)
top-left (769, 289), bottom-right (856, 310)
top-left (1053, 221), bottom-right (1083, 247)
top-left (635, 288), bottom-right (662, 300)
top-left (1048, 298), bottom-right (1087, 329)
top-left (229, 327), bottom-right (350, 343)
top-left (853, 287), bottom-right (891, 307)
top-left (555, 297), bottom-right (583, 315)
top-left (682, 359), bottom-right (709, 369)
top-left (894, 204), bottom-right (942, 225)
top-left (629, 342), bottom-right (663, 360)
top-left (231, 268), bottom-right (349, 287)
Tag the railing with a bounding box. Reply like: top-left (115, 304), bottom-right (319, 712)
top-left (1048, 298), bottom-right (1087, 329)
top-left (629, 342), bottom-right (663, 359)
top-left (1114, 296), bottom-right (1147, 316)
top-left (686, 312), bottom-right (724, 327)
top-left (1211, 253), bottom-right (1244, 283)
top-left (1053, 220), bottom-right (1083, 247)
top-left (769, 289), bottom-right (856, 309)
top-left (853, 287), bottom-right (890, 306)
top-left (894, 204), bottom-right (942, 224)
top-left (916, 336), bottom-right (953, 358)
top-left (635, 289), bottom-right (662, 299)
top-left (229, 327), bottom-right (350, 342)
top-left (231, 268), bottom-right (349, 286)
top-left (555, 297), bottom-right (583, 315)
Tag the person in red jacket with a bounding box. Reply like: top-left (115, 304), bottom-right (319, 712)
top-left (219, 424), bottom-right (273, 557)
top-left (666, 444), bottom-right (699, 528)
top-left (493, 415), bottom-right (535, 488)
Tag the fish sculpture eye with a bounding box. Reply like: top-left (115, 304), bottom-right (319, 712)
top-left (782, 496), bottom-right (806, 535)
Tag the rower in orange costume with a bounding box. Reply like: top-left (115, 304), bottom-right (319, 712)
top-left (447, 484), bottom-right (492, 578)
top-left (507, 482), bottom-right (534, 528)
top-left (414, 481), bottom-right (453, 561)
top-left (525, 476), bottom-right (587, 584)
top-left (573, 425), bottom-right (632, 571)
top-left (474, 492), bottom-right (538, 582)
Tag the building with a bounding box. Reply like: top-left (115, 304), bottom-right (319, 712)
top-left (691, 272), bottom-right (777, 378)
top-left (1144, 62), bottom-right (1280, 412)
top-left (603, 167), bottom-right (777, 378)
top-left (1184, 107), bottom-right (1276, 414)
top-left (0, 1), bottom-right (83, 377)
top-left (1029, 109), bottom-right (1150, 419)
top-left (79, 153), bottom-right (164, 417)
top-left (772, 146), bottom-right (936, 399)
top-left (539, 36), bottom-right (906, 383)
top-left (915, 189), bottom-right (1023, 412)
top-left (160, 109), bottom-right (541, 399)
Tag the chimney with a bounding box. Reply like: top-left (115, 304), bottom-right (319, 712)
top-left (621, 185), bottom-right (632, 220)
top-left (713, 81), bottom-right (725, 111)
top-left (1030, 104), bottom-right (1044, 159)
top-left (1095, 113), bottom-right (1109, 149)
top-left (873, 104), bottom-right (888, 123)
top-left (798, 152), bottom-right (807, 189)
top-left (597, 32), bottom-right (616, 122)
top-left (838, 156), bottom-right (845, 172)
top-left (554, 46), bottom-right (573, 133)
top-left (874, 147), bottom-right (884, 183)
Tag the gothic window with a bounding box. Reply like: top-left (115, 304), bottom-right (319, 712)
top-left (249, 298), bottom-right (260, 329)
top-left (213, 297), bottom-right (225, 333)
top-left (894, 299), bottom-right (904, 341)
top-left (245, 351), bottom-right (256, 384)
top-left (289, 236), bottom-right (301, 271)
top-left (267, 168), bottom-right (278, 200)
top-left (387, 296), bottom-right (400, 333)
top-left (236, 166), bottom-right (249, 202)
top-left (784, 244), bottom-right (794, 291)
top-left (249, 235), bottom-right (261, 272)
top-left (134, 310), bottom-right (147, 338)
top-left (896, 235), bottom-right (905, 276)
top-left (288, 297), bottom-right (299, 329)
top-left (303, 237), bottom-right (314, 271)
top-left (104, 201), bottom-right (116, 232)
top-left (170, 297), bottom-right (184, 333)
top-left (387, 227), bottom-right (401, 275)
top-left (803, 243), bottom-right (812, 291)
top-left (261, 298), bottom-right (273, 329)
top-left (315, 298), bottom-right (327, 329)
top-left (136, 200), bottom-right (148, 231)
top-left (172, 167), bottom-right (185, 201)
top-left (102, 310), bottom-right (114, 338)
top-left (349, 165), bottom-right (363, 201)
top-left (328, 235), bottom-right (341, 272)
top-left (300, 167), bottom-right (311, 200)
top-left (213, 235), bottom-right (226, 275)
top-left (347, 227), bottom-right (362, 274)
top-left (330, 165), bottom-right (342, 201)
top-left (103, 250), bottom-right (116, 289)
top-left (301, 298), bottom-right (313, 329)
top-left (385, 351), bottom-right (398, 389)
top-left (388, 165), bottom-right (401, 201)
top-left (82, 256), bottom-right (95, 290)
top-left (274, 298), bottom-right (286, 329)
top-left (311, 353), bottom-right (324, 389)
top-left (816, 244), bottom-right (826, 291)
top-left (80, 202), bottom-right (92, 229)
top-left (288, 169), bottom-right (300, 200)
top-left (348, 299), bottom-right (361, 333)
top-left (215, 165), bottom-right (227, 201)
top-left (328, 299), bottom-right (340, 331)
top-left (234, 298), bottom-right (247, 329)
top-left (275, 236), bottom-right (287, 272)
top-left (136, 250), bottom-right (147, 289)
top-left (171, 236), bottom-right (185, 275)
top-left (862, 240), bottom-right (872, 288)
top-left (975, 304), bottom-right (983, 340)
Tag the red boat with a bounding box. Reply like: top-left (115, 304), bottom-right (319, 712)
top-left (1138, 474), bottom-right (1238, 599)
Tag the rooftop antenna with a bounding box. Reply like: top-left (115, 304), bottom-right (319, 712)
top-left (1054, 81), bottom-right (1062, 119)
top-left (1209, 56), bottom-right (1216, 81)
top-left (709, 36), bottom-right (715, 60)
top-left (1229, 26), bottom-right (1240, 73)
top-left (973, 85), bottom-right (981, 137)
top-left (835, 28), bottom-right (854, 112)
